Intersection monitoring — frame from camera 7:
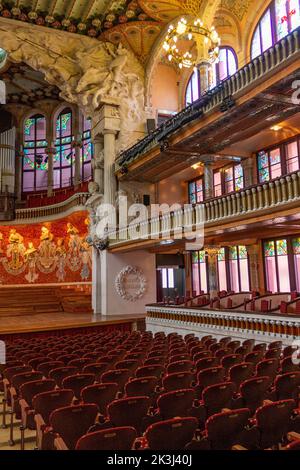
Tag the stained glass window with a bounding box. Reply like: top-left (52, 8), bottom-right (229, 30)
top-left (192, 250), bottom-right (208, 295)
top-left (286, 139), bottom-right (300, 173)
top-left (228, 245), bottom-right (250, 292)
top-left (214, 47), bottom-right (238, 83)
top-left (258, 147), bottom-right (282, 183)
top-left (54, 109), bottom-right (74, 189)
top-left (225, 164), bottom-right (244, 194)
top-left (81, 117), bottom-right (93, 182)
top-left (264, 238), bottom-right (291, 292)
top-left (185, 69), bottom-right (201, 106)
top-left (214, 171), bottom-right (222, 197)
top-left (218, 248), bottom-right (227, 291)
top-left (23, 114), bottom-right (48, 192)
top-left (293, 237), bottom-right (300, 290)
top-left (251, 0), bottom-right (300, 59)
top-left (189, 177), bottom-right (204, 203)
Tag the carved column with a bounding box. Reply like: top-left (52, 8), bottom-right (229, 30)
top-left (92, 136), bottom-right (104, 194)
top-left (15, 131), bottom-right (22, 202)
top-left (93, 99), bottom-right (121, 205)
top-left (204, 162), bottom-right (214, 199)
top-left (242, 158), bottom-right (254, 188)
top-left (72, 110), bottom-right (83, 188)
top-left (246, 244), bottom-right (261, 293)
top-left (206, 247), bottom-right (220, 299)
top-left (198, 61), bottom-right (211, 93)
top-left (46, 144), bottom-right (56, 197)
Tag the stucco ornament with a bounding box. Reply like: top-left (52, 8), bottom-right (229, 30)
top-left (115, 265), bottom-right (147, 302)
top-left (0, 22), bottom-right (145, 150)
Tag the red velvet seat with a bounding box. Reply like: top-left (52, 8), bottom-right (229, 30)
top-left (143, 417), bottom-right (198, 450)
top-left (125, 376), bottom-right (158, 399)
top-left (49, 366), bottom-right (79, 387)
top-left (195, 357), bottom-right (219, 371)
top-left (101, 369), bottom-right (131, 393)
top-left (37, 361), bottom-right (64, 378)
top-left (135, 365), bottom-right (165, 380)
top-left (62, 373), bottom-right (95, 400)
top-left (75, 427), bottom-right (137, 451)
top-left (195, 367), bottom-right (226, 396)
top-left (162, 371), bottom-right (194, 392)
top-left (81, 383), bottom-right (118, 414)
top-left (256, 358), bottom-right (279, 380)
top-left (239, 376), bottom-right (272, 414)
top-left (51, 404), bottom-right (98, 450)
top-left (155, 388), bottom-right (197, 420)
top-left (166, 360), bottom-right (193, 375)
top-left (272, 372), bottom-right (300, 401)
top-left (228, 362), bottom-right (255, 389)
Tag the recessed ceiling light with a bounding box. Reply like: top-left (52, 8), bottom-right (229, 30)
top-left (191, 163), bottom-right (201, 170)
top-left (160, 240), bottom-right (175, 246)
top-left (270, 125), bottom-right (282, 131)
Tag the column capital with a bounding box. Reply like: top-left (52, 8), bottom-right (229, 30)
top-left (93, 100), bottom-right (121, 137)
top-left (206, 246), bottom-right (220, 260)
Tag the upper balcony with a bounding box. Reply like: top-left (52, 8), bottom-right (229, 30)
top-left (116, 27), bottom-right (300, 184)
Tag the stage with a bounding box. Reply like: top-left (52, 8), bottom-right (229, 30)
top-left (0, 311), bottom-right (146, 340)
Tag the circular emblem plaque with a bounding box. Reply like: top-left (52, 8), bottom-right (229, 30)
top-left (115, 265), bottom-right (147, 302)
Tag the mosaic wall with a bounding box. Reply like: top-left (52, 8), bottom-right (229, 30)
top-left (0, 211), bottom-right (91, 285)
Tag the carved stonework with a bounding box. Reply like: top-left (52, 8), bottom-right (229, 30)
top-left (115, 265), bottom-right (147, 302)
top-left (0, 20), bottom-right (145, 152)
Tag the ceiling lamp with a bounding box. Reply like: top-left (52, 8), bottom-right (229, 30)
top-left (163, 17), bottom-right (220, 69)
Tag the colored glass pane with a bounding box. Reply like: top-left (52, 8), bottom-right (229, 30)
top-left (264, 241), bottom-right (275, 257)
top-left (229, 247), bottom-right (238, 260)
top-left (189, 182), bottom-right (196, 195)
top-left (218, 248), bottom-right (225, 261)
top-left (199, 251), bottom-right (206, 263)
top-left (276, 239), bottom-right (288, 256)
top-left (24, 118), bottom-right (35, 136)
top-left (292, 238), bottom-right (300, 254)
top-left (258, 152), bottom-right (268, 169)
top-left (192, 251), bottom-right (199, 263)
top-left (238, 246), bottom-right (248, 259)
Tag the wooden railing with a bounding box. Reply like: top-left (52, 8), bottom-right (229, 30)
top-left (14, 192), bottom-right (88, 221)
top-left (109, 169), bottom-right (300, 245)
top-left (146, 305), bottom-right (300, 341)
top-left (117, 27), bottom-right (300, 169)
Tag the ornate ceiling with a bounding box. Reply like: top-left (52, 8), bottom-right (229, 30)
top-left (0, 0), bottom-right (259, 62)
top-left (0, 62), bottom-right (60, 104)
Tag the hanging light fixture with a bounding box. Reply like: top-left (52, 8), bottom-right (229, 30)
top-left (162, 17), bottom-right (220, 69)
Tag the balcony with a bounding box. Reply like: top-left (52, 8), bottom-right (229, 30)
top-left (116, 26), bottom-right (300, 183)
top-left (108, 169), bottom-right (300, 248)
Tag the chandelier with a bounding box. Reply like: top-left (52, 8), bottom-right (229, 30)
top-left (163, 17), bottom-right (220, 69)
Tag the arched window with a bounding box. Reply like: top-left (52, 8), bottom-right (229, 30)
top-left (185, 68), bottom-right (201, 106)
top-left (22, 114), bottom-right (47, 192)
top-left (251, 0), bottom-right (300, 59)
top-left (54, 108), bottom-right (73, 189)
top-left (185, 47), bottom-right (238, 106)
top-left (214, 47), bottom-right (238, 83)
top-left (81, 117), bottom-right (93, 182)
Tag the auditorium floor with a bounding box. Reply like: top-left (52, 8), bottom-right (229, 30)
top-left (0, 312), bottom-right (146, 336)
top-left (0, 395), bottom-right (35, 450)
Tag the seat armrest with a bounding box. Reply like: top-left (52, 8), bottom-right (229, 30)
top-left (262, 400), bottom-right (273, 406)
top-left (232, 445), bottom-right (248, 450)
top-left (19, 398), bottom-right (30, 426)
top-left (9, 387), bottom-right (17, 408)
top-left (287, 432), bottom-right (300, 442)
top-left (54, 436), bottom-right (69, 450)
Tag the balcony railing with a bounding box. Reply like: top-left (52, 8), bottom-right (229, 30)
top-left (117, 26), bottom-right (300, 169)
top-left (14, 192), bottom-right (88, 221)
top-left (109, 170), bottom-right (300, 246)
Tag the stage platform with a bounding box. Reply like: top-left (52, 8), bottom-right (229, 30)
top-left (0, 312), bottom-right (146, 340)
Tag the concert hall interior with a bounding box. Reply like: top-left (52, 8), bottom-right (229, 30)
top-left (0, 0), bottom-right (299, 453)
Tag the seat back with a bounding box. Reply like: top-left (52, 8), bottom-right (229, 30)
top-left (49, 366), bottom-right (79, 387)
top-left (166, 360), bottom-right (193, 375)
top-left (229, 362), bottom-right (255, 388)
top-left (157, 388), bottom-right (195, 419)
top-left (32, 389), bottom-right (74, 425)
top-left (274, 372), bottom-right (300, 400)
top-left (255, 399), bottom-right (296, 448)
top-left (75, 427), bottom-right (137, 451)
top-left (37, 361), bottom-right (64, 377)
top-left (135, 365), bottom-right (165, 379)
top-left (162, 372), bottom-right (194, 392)
top-left (108, 396), bottom-right (150, 431)
top-left (196, 367), bottom-right (226, 393)
top-left (11, 371), bottom-right (43, 392)
top-left (195, 357), bottom-right (219, 371)
top-left (256, 358), bottom-right (279, 379)
top-left (240, 376), bottom-right (272, 412)
top-left (20, 379), bottom-right (56, 407)
top-left (145, 417), bottom-right (198, 450)
top-left (81, 383), bottom-right (118, 414)
top-left (101, 369), bottom-right (131, 391)
top-left (202, 382), bottom-right (235, 415)
top-left (125, 376), bottom-right (158, 398)
top-left (206, 408), bottom-right (251, 450)
top-left (50, 404), bottom-right (98, 449)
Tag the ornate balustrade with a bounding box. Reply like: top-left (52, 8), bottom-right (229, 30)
top-left (14, 192), bottom-right (89, 222)
top-left (117, 27), bottom-right (300, 169)
top-left (109, 169), bottom-right (300, 246)
top-left (146, 305), bottom-right (300, 343)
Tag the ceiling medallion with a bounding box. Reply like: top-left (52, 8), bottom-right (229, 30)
top-left (162, 16), bottom-right (220, 69)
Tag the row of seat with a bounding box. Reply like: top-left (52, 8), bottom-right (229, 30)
top-left (1, 329), bottom-right (299, 450)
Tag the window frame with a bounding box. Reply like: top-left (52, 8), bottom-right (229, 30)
top-left (185, 68), bottom-right (201, 107)
top-left (55, 108), bottom-right (74, 189)
top-left (251, 0), bottom-right (300, 59)
top-left (191, 250), bottom-right (209, 295)
top-left (257, 134), bottom-right (300, 183)
top-left (215, 46), bottom-right (238, 84)
top-left (188, 176), bottom-right (204, 204)
top-left (263, 236), bottom-right (296, 292)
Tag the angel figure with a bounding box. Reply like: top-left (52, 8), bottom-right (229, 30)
top-left (24, 242), bottom-right (39, 283)
top-left (55, 238), bottom-right (67, 282)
